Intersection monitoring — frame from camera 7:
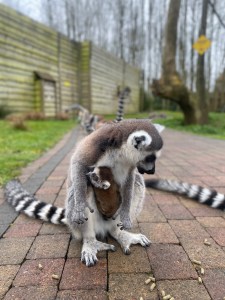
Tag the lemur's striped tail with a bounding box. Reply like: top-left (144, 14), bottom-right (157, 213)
top-left (145, 179), bottom-right (225, 210)
top-left (116, 96), bottom-right (125, 122)
top-left (4, 180), bottom-right (66, 224)
top-left (115, 86), bottom-right (131, 122)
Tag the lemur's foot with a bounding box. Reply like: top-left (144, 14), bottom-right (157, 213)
top-left (87, 171), bottom-right (111, 190)
top-left (122, 233), bottom-right (151, 255)
top-left (81, 239), bottom-right (116, 267)
top-left (109, 230), bottom-right (151, 255)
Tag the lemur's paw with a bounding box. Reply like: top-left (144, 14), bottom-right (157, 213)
top-left (117, 232), bottom-right (151, 255)
top-left (72, 211), bottom-right (88, 224)
top-left (123, 246), bottom-right (131, 255)
top-left (120, 216), bottom-right (132, 229)
top-left (102, 180), bottom-right (111, 190)
top-left (81, 240), bottom-right (116, 266)
top-left (81, 251), bottom-right (98, 267)
top-left (137, 234), bottom-right (151, 247)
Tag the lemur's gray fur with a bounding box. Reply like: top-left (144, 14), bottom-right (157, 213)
top-left (66, 119), bottom-right (164, 229)
top-left (5, 119), bottom-right (164, 266)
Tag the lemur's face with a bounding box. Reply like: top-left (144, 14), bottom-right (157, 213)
top-left (127, 124), bottom-right (164, 175)
top-left (137, 151), bottom-right (161, 174)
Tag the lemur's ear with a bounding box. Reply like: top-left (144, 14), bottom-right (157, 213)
top-left (153, 124), bottom-right (165, 133)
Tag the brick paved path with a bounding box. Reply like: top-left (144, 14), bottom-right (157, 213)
top-left (0, 127), bottom-right (225, 300)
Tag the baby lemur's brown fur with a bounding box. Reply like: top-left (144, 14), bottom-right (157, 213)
top-left (88, 167), bottom-right (121, 219)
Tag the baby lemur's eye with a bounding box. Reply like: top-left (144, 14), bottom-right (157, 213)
top-left (145, 154), bottom-right (156, 163)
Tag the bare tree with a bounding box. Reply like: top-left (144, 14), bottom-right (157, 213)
top-left (196, 0), bottom-right (209, 124)
top-left (152, 0), bottom-right (199, 124)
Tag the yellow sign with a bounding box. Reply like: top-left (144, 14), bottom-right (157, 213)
top-left (193, 35), bottom-right (211, 55)
top-left (64, 81), bottom-right (71, 87)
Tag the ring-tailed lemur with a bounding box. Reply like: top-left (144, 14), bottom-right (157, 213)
top-left (66, 86), bottom-right (131, 133)
top-left (65, 104), bottom-right (102, 133)
top-left (5, 119), bottom-right (164, 266)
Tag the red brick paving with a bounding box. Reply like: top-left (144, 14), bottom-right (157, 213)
top-left (203, 268), bottom-right (225, 300)
top-left (1, 128), bottom-right (225, 299)
top-left (56, 289), bottom-right (108, 300)
top-left (108, 273), bottom-right (159, 300)
top-left (140, 222), bottom-right (179, 244)
top-left (13, 258), bottom-right (65, 287)
top-left (206, 227), bottom-right (225, 246)
top-left (147, 244), bottom-right (198, 280)
top-left (26, 234), bottom-right (70, 259)
top-left (157, 280), bottom-right (211, 300)
top-left (59, 258), bottom-right (107, 290)
top-left (108, 240), bottom-right (151, 273)
top-left (3, 223), bottom-right (42, 238)
top-left (4, 286), bottom-right (58, 300)
top-left (0, 237), bottom-right (34, 265)
top-left (0, 265), bottom-right (20, 299)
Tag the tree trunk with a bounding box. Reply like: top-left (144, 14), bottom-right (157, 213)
top-left (196, 0), bottom-right (209, 124)
top-left (151, 0), bottom-right (209, 125)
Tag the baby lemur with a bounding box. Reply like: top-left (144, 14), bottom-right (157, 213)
top-left (87, 166), bottom-right (122, 220)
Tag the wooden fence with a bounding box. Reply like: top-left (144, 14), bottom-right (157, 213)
top-left (0, 3), bottom-right (143, 117)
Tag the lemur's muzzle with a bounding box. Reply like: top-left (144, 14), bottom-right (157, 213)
top-left (137, 165), bottom-right (155, 175)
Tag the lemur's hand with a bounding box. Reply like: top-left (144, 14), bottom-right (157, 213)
top-left (70, 202), bottom-right (94, 225)
top-left (113, 208), bottom-right (132, 230)
top-left (120, 214), bottom-right (132, 229)
top-left (72, 209), bottom-right (88, 225)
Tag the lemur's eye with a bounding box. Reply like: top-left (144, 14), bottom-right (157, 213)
top-left (145, 154), bottom-right (156, 163)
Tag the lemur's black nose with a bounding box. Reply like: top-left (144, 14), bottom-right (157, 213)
top-left (137, 165), bottom-right (155, 175)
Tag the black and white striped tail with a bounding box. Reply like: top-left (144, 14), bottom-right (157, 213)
top-left (145, 179), bottom-right (225, 210)
top-left (4, 180), bottom-right (66, 224)
top-left (85, 114), bottom-right (99, 133)
top-left (115, 95), bottom-right (125, 122)
top-left (115, 86), bottom-right (131, 122)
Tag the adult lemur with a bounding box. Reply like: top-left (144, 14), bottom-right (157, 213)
top-left (5, 119), bottom-right (225, 266)
top-left (5, 119), bottom-right (164, 266)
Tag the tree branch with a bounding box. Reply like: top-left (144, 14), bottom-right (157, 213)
top-left (207, 0), bottom-right (225, 29)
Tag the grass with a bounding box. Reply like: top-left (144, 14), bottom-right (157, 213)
top-left (0, 119), bottom-right (75, 186)
top-left (152, 111), bottom-right (225, 140)
top-left (105, 111), bottom-right (225, 140)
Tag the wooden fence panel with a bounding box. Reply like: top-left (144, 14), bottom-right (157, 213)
top-left (90, 44), bottom-right (141, 115)
top-left (0, 4), bottom-right (142, 117)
